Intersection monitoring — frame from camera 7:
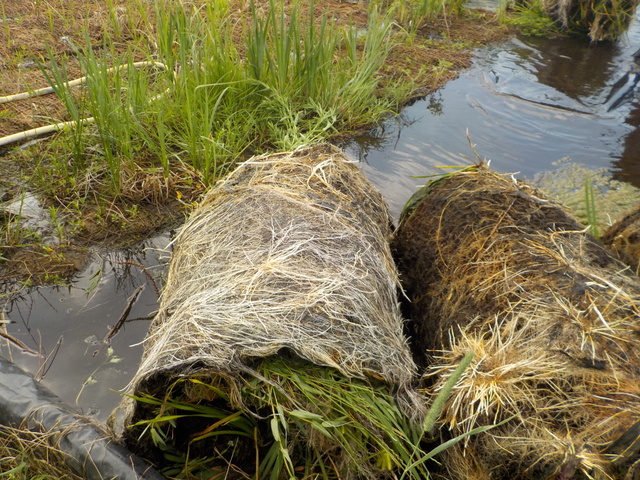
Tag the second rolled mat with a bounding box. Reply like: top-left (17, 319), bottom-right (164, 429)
top-left (393, 165), bottom-right (640, 480)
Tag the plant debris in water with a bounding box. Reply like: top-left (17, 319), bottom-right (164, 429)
top-left (532, 158), bottom-right (640, 233)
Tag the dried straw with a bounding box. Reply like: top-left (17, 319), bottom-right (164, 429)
top-left (0, 424), bottom-right (83, 480)
top-left (601, 204), bottom-right (640, 274)
top-left (392, 165), bottom-right (640, 480)
top-left (111, 144), bottom-right (421, 475)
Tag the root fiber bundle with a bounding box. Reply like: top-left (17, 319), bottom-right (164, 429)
top-left (392, 165), bottom-right (640, 480)
top-left (111, 144), bottom-right (422, 478)
top-left (602, 204), bottom-right (640, 274)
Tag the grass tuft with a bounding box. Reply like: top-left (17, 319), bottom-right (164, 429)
top-left (584, 173), bottom-right (599, 238)
top-left (36, 0), bottom-right (398, 194)
top-left (127, 354), bottom-right (480, 479)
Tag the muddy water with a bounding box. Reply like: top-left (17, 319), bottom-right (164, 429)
top-left (2, 235), bottom-right (169, 420)
top-left (4, 15), bottom-right (640, 421)
top-left (344, 11), bottom-right (640, 219)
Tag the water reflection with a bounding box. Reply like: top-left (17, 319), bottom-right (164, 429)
top-left (343, 12), bottom-right (640, 220)
top-left (512, 37), bottom-right (618, 105)
top-left (1, 234), bottom-right (170, 420)
top-left (346, 111), bottom-right (422, 162)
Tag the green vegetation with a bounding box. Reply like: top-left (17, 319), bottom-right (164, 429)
top-left (24, 0), bottom-right (496, 198)
top-left (0, 0), bottom-right (511, 475)
top-left (127, 353), bottom-right (479, 480)
top-left (584, 173), bottom-right (599, 238)
top-left (499, 0), bottom-right (638, 40)
top-left (35, 0), bottom-right (396, 197)
top-left (2, 0), bottom-right (510, 286)
top-left (499, 0), bottom-right (560, 36)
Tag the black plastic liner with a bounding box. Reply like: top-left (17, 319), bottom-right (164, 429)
top-left (0, 355), bottom-right (165, 480)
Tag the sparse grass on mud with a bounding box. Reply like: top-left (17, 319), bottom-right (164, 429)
top-left (0, 0), bottom-right (513, 290)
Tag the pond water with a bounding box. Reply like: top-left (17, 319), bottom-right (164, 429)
top-left (344, 10), bottom-right (640, 219)
top-left (2, 234), bottom-right (170, 420)
top-left (3, 13), bottom-right (640, 421)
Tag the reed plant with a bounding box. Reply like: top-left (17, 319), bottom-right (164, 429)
top-left (584, 173), bottom-right (599, 238)
top-left (579, 0), bottom-right (638, 40)
top-left (39, 51), bottom-right (86, 172)
top-left (78, 45), bottom-right (140, 192)
top-left (153, 0), bottom-right (253, 183)
top-left (40, 0), bottom-right (398, 194)
top-left (40, 40), bottom-right (168, 192)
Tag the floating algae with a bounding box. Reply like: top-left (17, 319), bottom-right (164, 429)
top-left (111, 144), bottom-right (426, 479)
top-left (532, 158), bottom-right (640, 235)
top-left (393, 165), bottom-right (640, 480)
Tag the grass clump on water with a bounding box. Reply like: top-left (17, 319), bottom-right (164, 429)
top-left (498, 0), bottom-right (638, 41)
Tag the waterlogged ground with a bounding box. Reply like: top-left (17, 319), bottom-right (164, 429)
top-left (0, 0), bottom-right (515, 419)
top-left (1, 0), bottom-right (640, 422)
top-left (2, 234), bottom-right (169, 419)
top-left (0, 0), bottom-right (512, 286)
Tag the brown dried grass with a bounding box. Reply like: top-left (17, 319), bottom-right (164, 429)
top-left (0, 423), bottom-right (83, 480)
top-left (601, 205), bottom-right (640, 275)
top-left (392, 165), bottom-right (640, 480)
